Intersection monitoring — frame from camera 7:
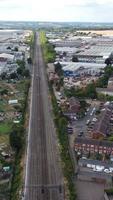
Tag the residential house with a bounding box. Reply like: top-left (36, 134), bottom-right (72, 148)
top-left (64, 97), bottom-right (80, 119)
top-left (92, 108), bottom-right (112, 139)
top-left (75, 137), bottom-right (113, 155)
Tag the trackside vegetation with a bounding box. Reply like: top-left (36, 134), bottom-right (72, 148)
top-left (40, 32), bottom-right (77, 200)
top-left (105, 188), bottom-right (113, 195)
top-left (9, 32), bottom-right (35, 200)
top-left (40, 31), bottom-right (56, 63)
top-left (10, 80), bottom-right (30, 200)
top-left (49, 83), bottom-right (77, 200)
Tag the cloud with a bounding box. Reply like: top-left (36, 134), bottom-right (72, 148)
top-left (0, 0), bottom-right (113, 9)
top-left (0, 0), bottom-right (113, 21)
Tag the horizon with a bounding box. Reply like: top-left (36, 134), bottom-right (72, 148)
top-left (0, 20), bottom-right (113, 24)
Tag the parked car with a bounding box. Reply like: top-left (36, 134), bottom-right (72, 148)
top-left (86, 119), bottom-right (90, 125)
top-left (93, 167), bottom-right (103, 172)
top-left (104, 169), bottom-right (112, 173)
top-left (78, 131), bottom-right (84, 137)
top-left (92, 118), bottom-right (97, 122)
top-left (82, 156), bottom-right (87, 159)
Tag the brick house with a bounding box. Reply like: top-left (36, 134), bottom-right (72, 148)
top-left (64, 97), bottom-right (81, 119)
top-left (75, 137), bottom-right (113, 155)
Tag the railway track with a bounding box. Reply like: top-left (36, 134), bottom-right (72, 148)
top-left (24, 32), bottom-right (64, 200)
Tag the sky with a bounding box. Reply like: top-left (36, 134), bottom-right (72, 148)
top-left (0, 0), bottom-right (113, 22)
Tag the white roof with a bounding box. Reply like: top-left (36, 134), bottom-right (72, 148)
top-left (55, 47), bottom-right (77, 53)
top-left (76, 45), bottom-right (113, 57)
top-left (8, 99), bottom-right (18, 104)
top-left (0, 53), bottom-right (14, 60)
top-left (60, 62), bottom-right (106, 72)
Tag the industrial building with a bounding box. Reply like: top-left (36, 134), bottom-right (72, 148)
top-left (59, 62), bottom-right (105, 77)
top-left (55, 47), bottom-right (78, 54)
top-left (75, 46), bottom-right (113, 63)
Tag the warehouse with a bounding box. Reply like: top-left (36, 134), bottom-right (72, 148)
top-left (75, 45), bottom-right (113, 63)
top-left (0, 53), bottom-right (14, 62)
top-left (55, 47), bottom-right (78, 54)
top-left (59, 62), bottom-right (105, 77)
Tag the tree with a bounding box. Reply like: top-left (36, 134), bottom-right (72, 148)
top-left (17, 67), bottom-right (23, 75)
top-left (0, 72), bottom-right (7, 80)
top-left (72, 55), bottom-right (79, 62)
top-left (63, 52), bottom-right (67, 57)
top-left (54, 62), bottom-right (63, 76)
top-left (104, 65), bottom-right (113, 76)
top-left (0, 89), bottom-right (8, 95)
top-left (96, 76), bottom-right (108, 88)
top-left (16, 60), bottom-right (25, 68)
top-left (27, 57), bottom-right (32, 64)
top-left (10, 72), bottom-right (18, 79)
top-left (97, 93), bottom-right (106, 101)
top-left (97, 65), bottom-right (113, 88)
top-left (10, 127), bottom-right (25, 152)
top-left (23, 69), bottom-right (30, 78)
top-left (14, 47), bottom-right (18, 52)
top-left (7, 46), bottom-right (11, 50)
top-left (85, 83), bottom-right (97, 99)
top-left (109, 52), bottom-right (113, 62)
top-left (80, 100), bottom-right (87, 109)
top-left (105, 58), bottom-right (111, 66)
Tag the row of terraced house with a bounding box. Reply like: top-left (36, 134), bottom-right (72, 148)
top-left (75, 137), bottom-right (113, 155)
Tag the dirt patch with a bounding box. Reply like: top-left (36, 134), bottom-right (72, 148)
top-left (79, 30), bottom-right (113, 36)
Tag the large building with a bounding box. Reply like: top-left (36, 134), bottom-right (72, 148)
top-left (0, 53), bottom-right (14, 62)
top-left (75, 45), bottom-right (113, 64)
top-left (52, 39), bottom-right (83, 48)
top-left (55, 47), bottom-right (78, 54)
top-left (59, 62), bottom-right (105, 77)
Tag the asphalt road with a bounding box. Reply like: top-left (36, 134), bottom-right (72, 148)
top-left (24, 32), bottom-right (64, 200)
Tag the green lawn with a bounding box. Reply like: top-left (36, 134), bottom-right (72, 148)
top-left (0, 122), bottom-right (11, 144)
top-left (0, 122), bottom-right (12, 134)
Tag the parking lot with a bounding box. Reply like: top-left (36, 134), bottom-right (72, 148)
top-left (76, 180), bottom-right (106, 200)
top-left (69, 99), bottom-right (100, 148)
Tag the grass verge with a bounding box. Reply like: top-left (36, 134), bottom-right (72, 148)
top-left (40, 31), bottom-right (56, 63)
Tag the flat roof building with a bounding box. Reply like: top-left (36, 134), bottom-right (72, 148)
top-left (59, 62), bottom-right (105, 77)
top-left (75, 45), bottom-right (113, 63)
